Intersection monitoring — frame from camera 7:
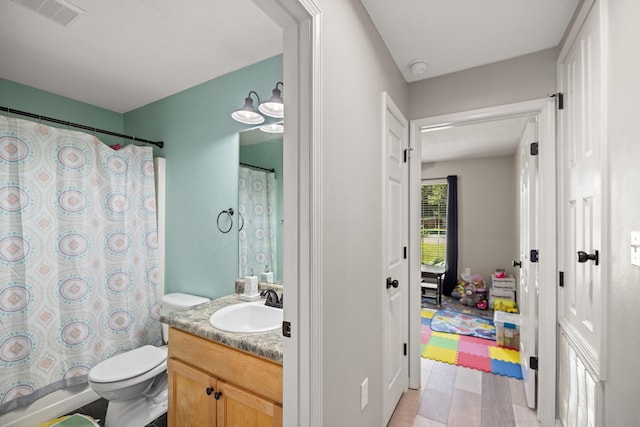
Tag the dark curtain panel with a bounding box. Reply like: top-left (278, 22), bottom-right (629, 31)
top-left (444, 175), bottom-right (458, 295)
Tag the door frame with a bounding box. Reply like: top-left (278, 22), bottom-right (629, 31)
top-left (408, 99), bottom-right (557, 425)
top-left (256, 1), bottom-right (321, 426)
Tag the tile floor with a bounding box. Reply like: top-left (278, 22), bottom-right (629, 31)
top-left (387, 358), bottom-right (540, 427)
top-left (65, 398), bottom-right (166, 427)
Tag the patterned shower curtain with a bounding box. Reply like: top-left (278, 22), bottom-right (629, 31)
top-left (238, 166), bottom-right (277, 279)
top-left (0, 116), bottom-right (161, 412)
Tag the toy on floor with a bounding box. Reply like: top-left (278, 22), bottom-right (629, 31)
top-left (476, 299), bottom-right (488, 310)
top-left (470, 275), bottom-right (485, 292)
top-left (451, 281), bottom-right (466, 298)
top-left (459, 284), bottom-right (483, 307)
top-left (493, 298), bottom-right (518, 313)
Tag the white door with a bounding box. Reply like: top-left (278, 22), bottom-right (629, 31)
top-left (557, 0), bottom-right (604, 423)
top-left (518, 118), bottom-right (539, 409)
top-left (381, 93), bottom-right (409, 424)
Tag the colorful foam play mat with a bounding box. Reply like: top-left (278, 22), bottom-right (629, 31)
top-left (430, 309), bottom-right (496, 340)
top-left (421, 309), bottom-right (522, 379)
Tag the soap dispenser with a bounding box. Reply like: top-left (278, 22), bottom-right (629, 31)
top-left (260, 265), bottom-right (274, 284)
top-left (240, 268), bottom-right (260, 301)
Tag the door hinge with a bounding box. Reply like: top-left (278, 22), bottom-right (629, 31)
top-left (559, 271), bottom-right (564, 287)
top-left (403, 246), bottom-right (407, 259)
top-left (530, 356), bottom-right (539, 371)
top-left (530, 249), bottom-right (539, 263)
top-left (550, 92), bottom-right (564, 110)
top-left (282, 321), bottom-right (291, 338)
top-left (403, 343), bottom-right (407, 356)
top-left (530, 142), bottom-right (539, 156)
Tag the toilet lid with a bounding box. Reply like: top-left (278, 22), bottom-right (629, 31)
top-left (89, 345), bottom-right (167, 383)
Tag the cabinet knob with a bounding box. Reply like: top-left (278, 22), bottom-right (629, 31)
top-left (214, 391), bottom-right (223, 400)
top-left (205, 387), bottom-right (214, 396)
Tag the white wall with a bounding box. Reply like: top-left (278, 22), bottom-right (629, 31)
top-left (422, 155), bottom-right (518, 284)
top-left (316, 1), bottom-right (408, 425)
top-left (603, 0), bottom-right (640, 423)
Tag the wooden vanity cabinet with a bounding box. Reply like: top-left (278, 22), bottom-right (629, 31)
top-left (167, 327), bottom-right (282, 427)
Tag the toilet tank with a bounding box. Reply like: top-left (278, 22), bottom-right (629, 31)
top-left (160, 293), bottom-right (209, 342)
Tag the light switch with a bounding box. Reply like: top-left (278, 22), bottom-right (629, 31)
top-left (631, 231), bottom-right (640, 267)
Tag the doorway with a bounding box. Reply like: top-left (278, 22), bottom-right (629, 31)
top-left (408, 98), bottom-right (557, 425)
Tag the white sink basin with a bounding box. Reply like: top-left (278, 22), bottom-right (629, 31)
top-left (209, 302), bottom-right (283, 333)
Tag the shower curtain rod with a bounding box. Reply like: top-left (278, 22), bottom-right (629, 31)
top-left (0, 106), bottom-right (164, 149)
top-left (240, 162), bottom-right (275, 173)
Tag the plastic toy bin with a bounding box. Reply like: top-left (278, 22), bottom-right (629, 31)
top-left (494, 311), bottom-right (521, 350)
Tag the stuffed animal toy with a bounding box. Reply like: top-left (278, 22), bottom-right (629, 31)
top-left (459, 284), bottom-right (483, 307)
top-left (451, 281), bottom-right (466, 299)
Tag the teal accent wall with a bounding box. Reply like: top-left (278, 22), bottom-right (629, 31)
top-left (239, 137), bottom-right (284, 281)
top-left (0, 78), bottom-right (124, 147)
top-left (1, 55), bottom-right (283, 300)
top-left (124, 56), bottom-right (283, 299)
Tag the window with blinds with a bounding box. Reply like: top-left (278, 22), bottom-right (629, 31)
top-left (421, 180), bottom-right (447, 267)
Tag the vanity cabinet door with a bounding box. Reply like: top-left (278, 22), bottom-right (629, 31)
top-left (216, 380), bottom-right (282, 427)
top-left (168, 358), bottom-right (216, 427)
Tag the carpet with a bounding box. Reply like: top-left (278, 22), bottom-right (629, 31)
top-left (430, 309), bottom-right (496, 341)
top-left (421, 309), bottom-right (522, 379)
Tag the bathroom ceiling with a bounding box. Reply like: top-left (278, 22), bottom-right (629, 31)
top-left (0, 0), bottom-right (283, 113)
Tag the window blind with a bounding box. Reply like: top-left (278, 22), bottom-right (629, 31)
top-left (420, 181), bottom-right (447, 267)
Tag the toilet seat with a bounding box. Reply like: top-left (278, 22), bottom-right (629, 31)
top-left (89, 345), bottom-right (167, 383)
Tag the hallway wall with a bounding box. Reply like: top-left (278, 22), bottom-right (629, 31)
top-left (603, 0), bottom-right (640, 423)
top-left (408, 47), bottom-right (558, 120)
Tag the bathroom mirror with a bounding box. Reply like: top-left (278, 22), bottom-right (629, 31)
top-left (238, 127), bottom-right (283, 283)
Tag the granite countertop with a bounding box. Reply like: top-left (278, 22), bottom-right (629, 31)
top-left (160, 290), bottom-right (284, 364)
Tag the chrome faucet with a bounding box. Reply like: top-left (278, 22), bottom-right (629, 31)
top-left (260, 289), bottom-right (282, 308)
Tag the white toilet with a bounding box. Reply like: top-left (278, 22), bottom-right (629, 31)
top-left (88, 293), bottom-right (209, 427)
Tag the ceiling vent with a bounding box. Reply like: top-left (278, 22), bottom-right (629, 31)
top-left (11, 0), bottom-right (85, 27)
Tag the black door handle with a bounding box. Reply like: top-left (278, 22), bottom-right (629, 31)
top-left (577, 250), bottom-right (599, 265)
top-left (214, 391), bottom-right (222, 400)
top-left (205, 387), bottom-right (213, 395)
top-left (386, 277), bottom-right (399, 289)
top-left (512, 260), bottom-right (522, 268)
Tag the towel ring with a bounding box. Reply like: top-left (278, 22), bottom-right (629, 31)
top-left (238, 211), bottom-right (245, 232)
top-left (216, 208), bottom-right (234, 233)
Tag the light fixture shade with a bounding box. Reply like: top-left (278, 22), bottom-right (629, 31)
top-left (259, 122), bottom-right (284, 134)
top-left (258, 82), bottom-right (284, 119)
top-left (232, 91), bottom-right (265, 125)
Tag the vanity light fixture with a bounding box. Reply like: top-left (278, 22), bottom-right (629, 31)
top-left (231, 91), bottom-right (265, 125)
top-left (259, 122), bottom-right (284, 134)
top-left (258, 82), bottom-right (284, 119)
